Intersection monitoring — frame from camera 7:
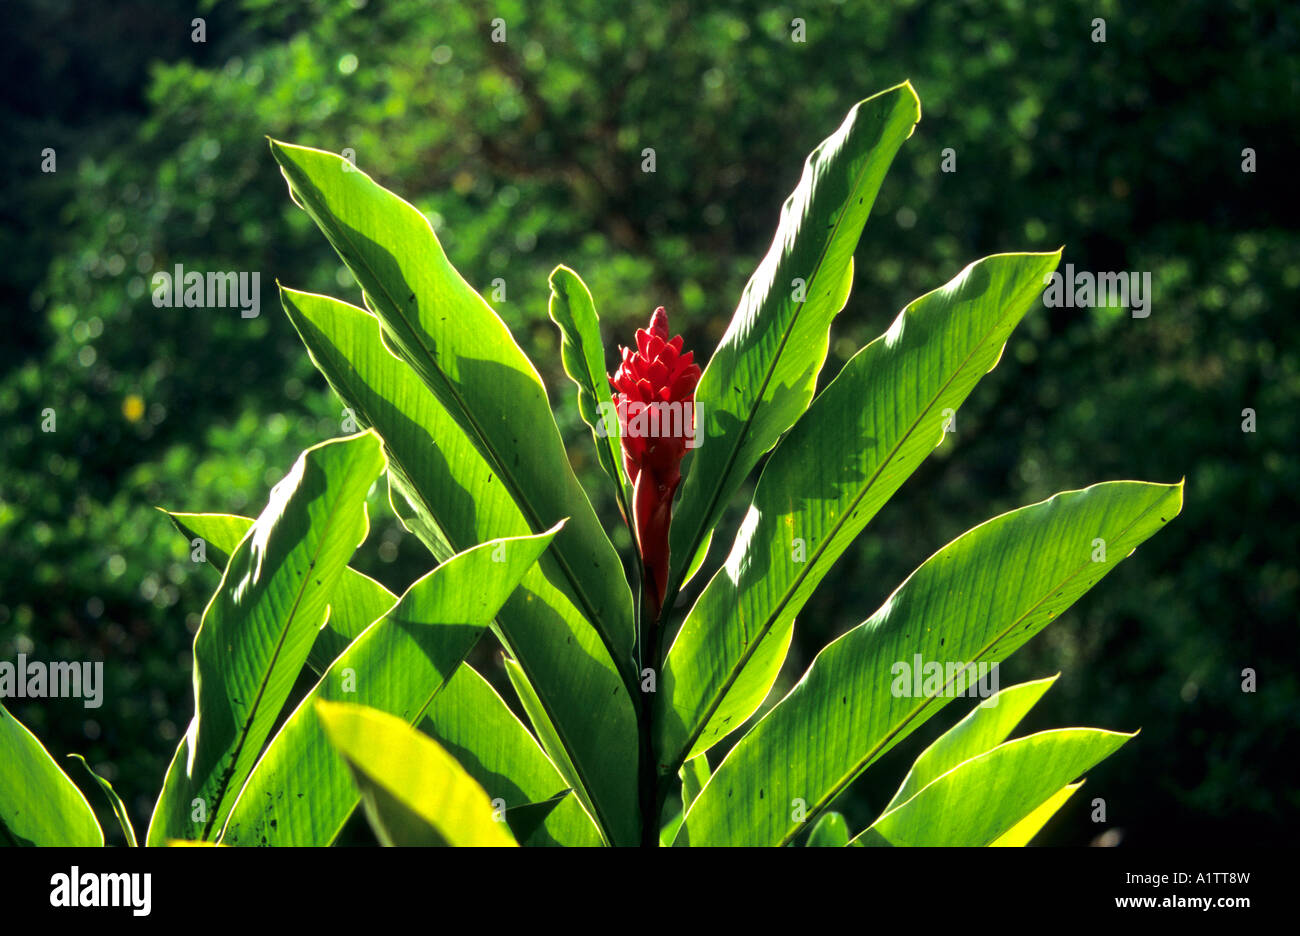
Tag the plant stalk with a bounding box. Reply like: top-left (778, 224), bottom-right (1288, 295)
top-left (636, 566), bottom-right (659, 847)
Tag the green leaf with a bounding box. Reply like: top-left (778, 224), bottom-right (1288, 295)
top-left (659, 808), bottom-right (684, 847)
top-left (422, 664), bottom-right (604, 847)
top-left (386, 470), bottom-right (456, 563)
top-left (0, 703), bottom-right (103, 846)
top-left (990, 782), bottom-right (1083, 847)
top-left (806, 811), bottom-right (849, 847)
top-left (146, 431), bottom-right (386, 845)
top-left (220, 526), bottom-right (559, 846)
top-left (882, 675), bottom-right (1059, 814)
top-left (424, 665), bottom-right (567, 807)
top-left (499, 792), bottom-right (565, 842)
top-left (857, 729), bottom-right (1132, 846)
top-left (667, 82), bottom-right (921, 600)
top-left (163, 511), bottom-right (252, 568)
top-left (502, 657), bottom-right (612, 845)
top-left (515, 792), bottom-right (605, 848)
top-left (316, 701), bottom-right (516, 847)
top-left (281, 286), bottom-right (640, 845)
top-left (680, 753), bottom-right (710, 815)
top-left (269, 140), bottom-right (634, 678)
top-left (659, 251), bottom-right (1062, 768)
top-left (678, 479), bottom-right (1183, 846)
top-left (548, 264), bottom-right (631, 524)
top-left (69, 754), bottom-right (137, 847)
top-left (679, 527), bottom-right (714, 590)
top-left (164, 510), bottom-right (398, 674)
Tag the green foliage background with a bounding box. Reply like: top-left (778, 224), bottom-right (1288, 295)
top-left (2, 0), bottom-right (1295, 845)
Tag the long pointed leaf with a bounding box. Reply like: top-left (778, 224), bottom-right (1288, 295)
top-left (220, 526), bottom-right (558, 845)
top-left (667, 83), bottom-right (921, 598)
top-left (0, 703), bottom-right (103, 846)
top-left (317, 701), bottom-right (516, 847)
top-left (659, 251), bottom-right (1062, 767)
top-left (269, 140), bottom-right (634, 677)
top-left (146, 431), bottom-right (386, 844)
top-left (548, 264), bottom-right (632, 524)
top-left (281, 286), bottom-right (640, 845)
top-left (678, 479), bottom-right (1182, 846)
top-left (165, 510), bottom-right (397, 673)
top-left (882, 675), bottom-right (1059, 813)
top-left (69, 754), bottom-right (137, 847)
top-left (858, 729), bottom-right (1131, 846)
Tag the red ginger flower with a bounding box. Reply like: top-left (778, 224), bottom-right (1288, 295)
top-left (610, 307), bottom-right (700, 617)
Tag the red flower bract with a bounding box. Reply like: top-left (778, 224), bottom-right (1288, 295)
top-left (610, 307), bottom-right (700, 617)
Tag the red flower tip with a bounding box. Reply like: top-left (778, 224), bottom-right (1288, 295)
top-left (609, 307), bottom-right (700, 617)
top-left (648, 306), bottom-right (669, 339)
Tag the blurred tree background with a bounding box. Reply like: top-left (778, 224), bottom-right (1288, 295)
top-left (2, 0), bottom-right (1296, 845)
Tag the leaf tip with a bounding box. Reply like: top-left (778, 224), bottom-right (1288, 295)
top-left (899, 77), bottom-right (922, 114)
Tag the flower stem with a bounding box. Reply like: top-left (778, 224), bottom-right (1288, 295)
top-left (636, 573), bottom-right (659, 847)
